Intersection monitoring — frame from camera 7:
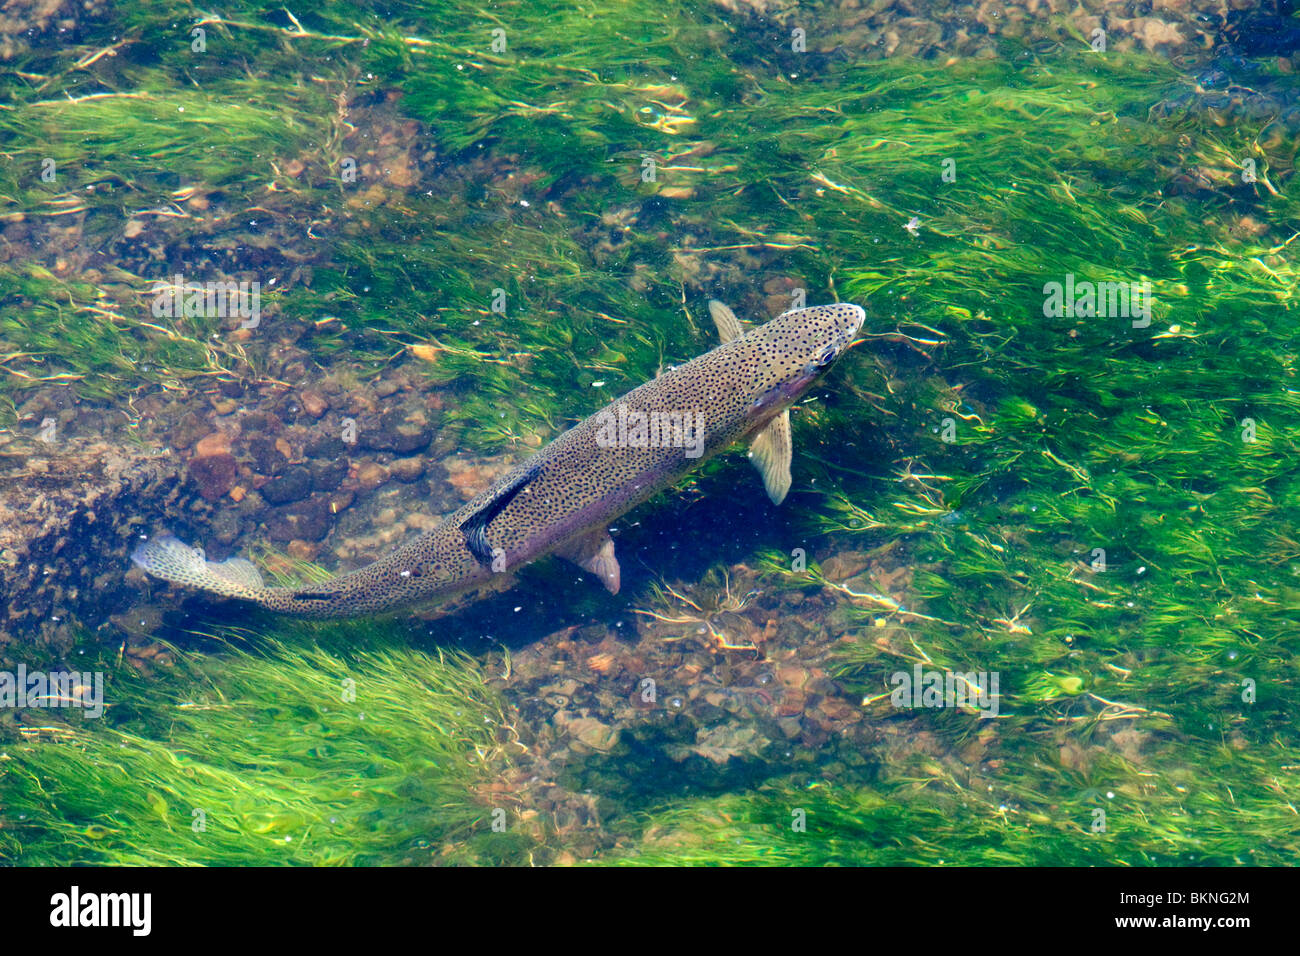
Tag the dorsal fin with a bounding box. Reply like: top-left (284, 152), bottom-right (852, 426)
top-left (458, 462), bottom-right (543, 567)
top-left (708, 300), bottom-right (745, 343)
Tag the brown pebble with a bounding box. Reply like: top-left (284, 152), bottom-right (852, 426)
top-left (300, 389), bottom-right (329, 418)
top-left (817, 696), bottom-right (859, 723)
top-left (356, 462), bottom-right (389, 490)
top-left (764, 294), bottom-right (793, 318)
top-left (388, 456), bottom-right (425, 482)
top-left (190, 432), bottom-right (238, 500)
top-left (194, 432), bottom-right (232, 457)
top-left (565, 716), bottom-right (620, 752)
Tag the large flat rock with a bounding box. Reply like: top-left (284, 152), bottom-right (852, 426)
top-left (0, 435), bottom-right (200, 659)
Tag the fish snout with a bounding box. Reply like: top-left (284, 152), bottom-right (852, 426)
top-left (838, 303), bottom-right (867, 339)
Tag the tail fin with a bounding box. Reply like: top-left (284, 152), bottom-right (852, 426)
top-left (131, 535), bottom-right (265, 600)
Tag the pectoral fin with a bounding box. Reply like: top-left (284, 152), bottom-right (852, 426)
top-left (748, 410), bottom-right (792, 504)
top-left (556, 527), bottom-right (621, 594)
top-left (708, 300), bottom-right (745, 343)
top-left (459, 462), bottom-right (543, 567)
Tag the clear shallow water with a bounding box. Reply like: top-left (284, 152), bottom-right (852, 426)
top-left (1, 1), bottom-right (1298, 866)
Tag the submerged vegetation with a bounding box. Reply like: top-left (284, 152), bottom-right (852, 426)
top-left (2, 0), bottom-right (1298, 864)
top-left (0, 623), bottom-right (520, 865)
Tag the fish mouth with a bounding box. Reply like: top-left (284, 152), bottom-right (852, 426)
top-left (821, 305), bottom-right (866, 360)
top-left (784, 363), bottom-right (829, 398)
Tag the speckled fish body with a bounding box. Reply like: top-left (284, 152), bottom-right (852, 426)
top-left (132, 302), bottom-right (865, 618)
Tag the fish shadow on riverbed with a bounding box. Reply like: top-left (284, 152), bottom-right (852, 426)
top-left (413, 462), bottom-right (810, 654)
top-left (143, 460), bottom-right (810, 656)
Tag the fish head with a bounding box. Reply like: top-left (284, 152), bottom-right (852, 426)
top-left (743, 303), bottom-right (866, 413)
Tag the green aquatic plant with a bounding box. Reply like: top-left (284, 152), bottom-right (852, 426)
top-left (603, 737), bottom-right (1300, 866)
top-left (0, 24), bottom-right (338, 421)
top-left (0, 267), bottom-right (233, 407)
top-left (0, 623), bottom-right (526, 865)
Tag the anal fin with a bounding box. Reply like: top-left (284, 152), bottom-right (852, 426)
top-left (556, 527), bottom-right (621, 594)
top-left (748, 409), bottom-right (792, 504)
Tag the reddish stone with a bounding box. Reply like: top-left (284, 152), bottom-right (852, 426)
top-left (188, 454), bottom-right (236, 501)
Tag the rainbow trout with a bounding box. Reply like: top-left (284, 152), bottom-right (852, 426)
top-left (132, 301), bottom-right (865, 617)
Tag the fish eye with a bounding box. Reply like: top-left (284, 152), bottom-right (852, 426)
top-left (816, 344), bottom-right (838, 366)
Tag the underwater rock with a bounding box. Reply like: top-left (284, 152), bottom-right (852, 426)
top-left (713, 0), bottom-right (1231, 60)
top-left (1224, 8), bottom-right (1300, 56)
top-left (354, 461), bottom-right (389, 491)
top-left (167, 410), bottom-right (207, 451)
top-left (188, 433), bottom-right (238, 501)
top-left (286, 539), bottom-right (320, 561)
top-left (306, 434), bottom-right (348, 460)
top-left (0, 435), bottom-right (200, 657)
top-left (344, 96), bottom-right (433, 193)
top-left (358, 406), bottom-right (435, 454)
top-left (443, 454), bottom-right (516, 500)
top-left (686, 724), bottom-right (771, 764)
top-left (260, 465), bottom-right (312, 504)
top-left (239, 410), bottom-right (283, 437)
top-left (299, 389), bottom-right (329, 418)
top-left (209, 507), bottom-right (244, 546)
top-left (193, 432), bottom-right (231, 458)
top-left (243, 434), bottom-right (287, 475)
top-left (559, 714), bottom-right (621, 753)
top-left (387, 456), bottom-right (425, 482)
top-left (308, 457), bottom-right (349, 493)
top-left (0, 0), bottom-right (111, 61)
top-left (264, 495), bottom-right (333, 543)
